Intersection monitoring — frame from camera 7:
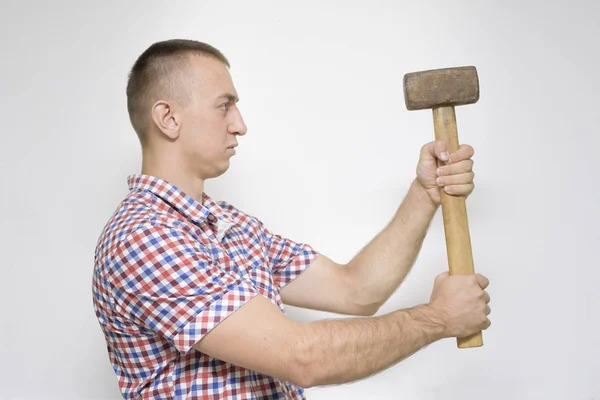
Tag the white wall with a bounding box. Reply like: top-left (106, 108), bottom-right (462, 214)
top-left (1, 0), bottom-right (598, 399)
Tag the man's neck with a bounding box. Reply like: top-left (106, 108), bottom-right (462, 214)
top-left (141, 154), bottom-right (205, 204)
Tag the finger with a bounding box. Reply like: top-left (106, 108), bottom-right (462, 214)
top-left (475, 273), bottom-right (490, 289)
top-left (483, 318), bottom-right (491, 330)
top-left (485, 305), bottom-right (491, 315)
top-left (483, 291), bottom-right (490, 303)
top-left (437, 159), bottom-right (474, 177)
top-left (443, 183), bottom-right (475, 196)
top-left (436, 172), bottom-right (474, 187)
top-left (448, 144), bottom-right (474, 163)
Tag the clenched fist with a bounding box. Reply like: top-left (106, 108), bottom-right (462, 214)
top-left (416, 140), bottom-right (476, 206)
top-left (427, 272), bottom-right (491, 338)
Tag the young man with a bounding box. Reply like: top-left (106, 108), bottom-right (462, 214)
top-left (92, 39), bottom-right (491, 399)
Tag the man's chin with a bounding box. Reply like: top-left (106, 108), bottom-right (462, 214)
top-left (204, 162), bottom-right (230, 180)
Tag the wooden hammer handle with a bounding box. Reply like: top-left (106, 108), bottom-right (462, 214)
top-left (433, 106), bottom-right (483, 348)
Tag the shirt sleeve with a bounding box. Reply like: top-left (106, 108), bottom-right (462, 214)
top-left (108, 224), bottom-right (259, 354)
top-left (258, 221), bottom-right (320, 289)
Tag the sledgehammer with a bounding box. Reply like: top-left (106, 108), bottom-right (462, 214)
top-left (403, 66), bottom-right (482, 348)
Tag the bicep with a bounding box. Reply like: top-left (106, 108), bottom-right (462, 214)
top-left (255, 220), bottom-right (359, 315)
top-left (193, 294), bottom-right (306, 386)
top-left (279, 255), bottom-right (358, 315)
top-left (257, 224), bottom-right (355, 314)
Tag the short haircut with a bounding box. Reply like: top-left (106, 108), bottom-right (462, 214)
top-left (126, 39), bottom-right (230, 144)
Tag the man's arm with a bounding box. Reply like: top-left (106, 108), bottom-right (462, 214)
top-left (343, 178), bottom-right (437, 311)
top-left (280, 178), bottom-right (436, 316)
top-left (195, 272), bottom-right (491, 388)
top-left (281, 141), bottom-right (476, 315)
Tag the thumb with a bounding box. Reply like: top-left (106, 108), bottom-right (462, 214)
top-left (434, 271), bottom-right (450, 284)
top-left (421, 140), bottom-right (449, 164)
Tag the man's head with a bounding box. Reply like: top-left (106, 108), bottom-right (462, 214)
top-left (126, 39), bottom-right (247, 180)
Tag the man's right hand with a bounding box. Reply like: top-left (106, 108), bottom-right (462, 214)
top-left (426, 272), bottom-right (491, 338)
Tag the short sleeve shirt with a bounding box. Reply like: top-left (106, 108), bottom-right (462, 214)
top-left (92, 174), bottom-right (319, 399)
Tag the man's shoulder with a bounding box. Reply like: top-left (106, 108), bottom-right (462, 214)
top-left (94, 190), bottom-right (189, 263)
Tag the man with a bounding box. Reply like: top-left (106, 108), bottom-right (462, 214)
top-left (92, 39), bottom-right (491, 399)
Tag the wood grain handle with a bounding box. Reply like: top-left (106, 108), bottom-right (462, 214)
top-left (433, 106), bottom-right (483, 349)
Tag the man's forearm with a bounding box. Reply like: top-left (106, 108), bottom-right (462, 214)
top-left (297, 304), bottom-right (444, 387)
top-left (345, 179), bottom-right (438, 310)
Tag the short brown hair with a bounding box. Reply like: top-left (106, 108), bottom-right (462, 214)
top-left (126, 39), bottom-right (230, 144)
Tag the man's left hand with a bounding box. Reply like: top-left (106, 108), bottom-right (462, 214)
top-left (416, 140), bottom-right (475, 207)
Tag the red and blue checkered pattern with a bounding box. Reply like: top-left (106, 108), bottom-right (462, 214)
top-left (92, 174), bottom-right (318, 399)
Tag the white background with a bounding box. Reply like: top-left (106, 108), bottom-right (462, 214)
top-left (1, 0), bottom-right (598, 399)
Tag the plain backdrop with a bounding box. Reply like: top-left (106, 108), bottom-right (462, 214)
top-left (1, 0), bottom-right (598, 399)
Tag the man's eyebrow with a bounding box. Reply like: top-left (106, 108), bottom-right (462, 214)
top-left (216, 93), bottom-right (239, 103)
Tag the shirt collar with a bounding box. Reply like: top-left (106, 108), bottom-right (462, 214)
top-left (127, 174), bottom-right (234, 236)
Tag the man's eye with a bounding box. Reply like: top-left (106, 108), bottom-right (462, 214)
top-left (220, 103), bottom-right (230, 111)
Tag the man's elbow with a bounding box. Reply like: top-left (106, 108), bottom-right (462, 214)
top-left (356, 303), bottom-right (381, 317)
top-left (289, 368), bottom-right (316, 389)
top-left (346, 278), bottom-right (382, 316)
top-left (343, 270), bottom-right (383, 317)
top-left (286, 335), bottom-right (325, 389)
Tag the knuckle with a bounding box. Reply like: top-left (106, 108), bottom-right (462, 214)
top-left (479, 300), bottom-right (487, 311)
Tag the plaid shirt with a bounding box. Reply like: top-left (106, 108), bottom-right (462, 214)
top-left (92, 174), bottom-right (319, 399)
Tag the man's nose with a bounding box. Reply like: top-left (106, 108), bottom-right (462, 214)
top-left (229, 109), bottom-right (247, 136)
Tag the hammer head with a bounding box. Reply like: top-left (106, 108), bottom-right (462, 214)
top-left (403, 66), bottom-right (479, 110)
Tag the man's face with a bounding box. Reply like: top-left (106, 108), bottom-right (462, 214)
top-left (178, 55), bottom-right (247, 180)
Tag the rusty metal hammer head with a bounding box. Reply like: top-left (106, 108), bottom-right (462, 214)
top-left (403, 66), bottom-right (479, 110)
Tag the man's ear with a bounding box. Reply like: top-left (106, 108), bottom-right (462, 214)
top-left (151, 100), bottom-right (181, 140)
